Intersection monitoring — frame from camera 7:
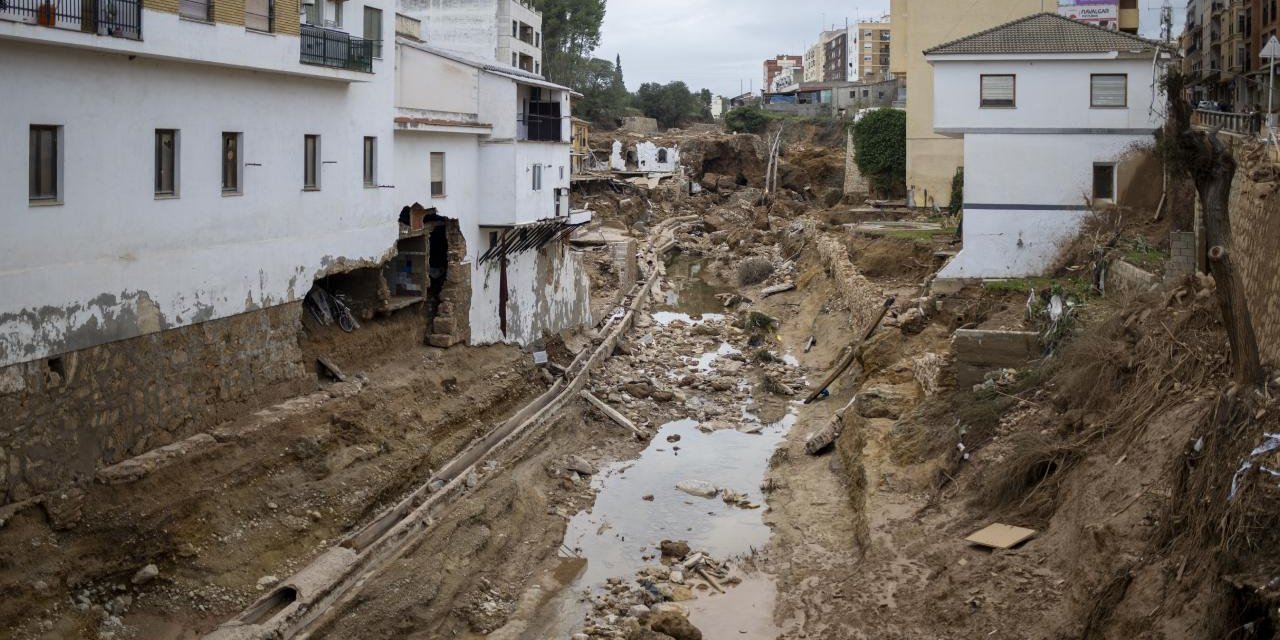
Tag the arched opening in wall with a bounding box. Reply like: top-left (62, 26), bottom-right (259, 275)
top-left (657, 148), bottom-right (669, 164)
top-left (626, 150), bottom-right (638, 170)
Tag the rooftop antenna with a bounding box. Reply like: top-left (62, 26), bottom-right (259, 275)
top-left (1160, 0), bottom-right (1174, 44)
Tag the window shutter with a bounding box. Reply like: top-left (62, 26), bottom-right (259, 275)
top-left (1091, 75), bottom-right (1127, 107)
top-left (980, 75), bottom-right (1015, 107)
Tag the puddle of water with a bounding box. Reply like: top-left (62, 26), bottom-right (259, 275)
top-left (660, 254), bottom-right (733, 317)
top-left (653, 311), bottom-right (727, 326)
top-left (687, 575), bottom-right (782, 640)
top-left (562, 414), bottom-right (793, 588)
top-left (695, 342), bottom-right (740, 371)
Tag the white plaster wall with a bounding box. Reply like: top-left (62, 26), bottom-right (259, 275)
top-left (0, 28), bottom-right (397, 367)
top-left (610, 141), bottom-right (626, 172)
top-left (0, 9), bottom-right (371, 82)
top-left (635, 142), bottom-right (681, 173)
top-left (939, 132), bottom-right (1145, 278)
top-left (397, 46), bottom-right (481, 116)
top-left (469, 243), bottom-right (592, 346)
top-left (401, 0), bottom-right (516, 66)
top-left (939, 209), bottom-right (1090, 278)
top-left (930, 56), bottom-right (1164, 132)
top-left (476, 142), bottom-right (568, 226)
top-left (394, 131), bottom-right (482, 225)
top-left (964, 133), bottom-right (1148, 206)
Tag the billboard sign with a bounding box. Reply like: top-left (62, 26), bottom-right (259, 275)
top-left (1059, 2), bottom-right (1120, 31)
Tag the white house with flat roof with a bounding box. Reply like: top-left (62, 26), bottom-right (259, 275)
top-left (0, 0), bottom-right (396, 369)
top-left (393, 37), bottom-right (590, 347)
top-left (926, 13), bottom-right (1167, 279)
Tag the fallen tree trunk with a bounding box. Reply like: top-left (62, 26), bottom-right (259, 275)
top-left (803, 297), bottom-right (895, 404)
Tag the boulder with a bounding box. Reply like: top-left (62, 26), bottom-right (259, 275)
top-left (659, 540), bottom-right (691, 559)
top-left (649, 610), bottom-right (703, 640)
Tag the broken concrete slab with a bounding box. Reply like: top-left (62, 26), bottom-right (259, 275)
top-left (95, 434), bottom-right (219, 485)
top-left (965, 523), bottom-right (1037, 550)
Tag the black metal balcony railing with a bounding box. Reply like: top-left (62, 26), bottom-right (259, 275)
top-left (518, 113), bottom-right (564, 142)
top-left (300, 23), bottom-right (373, 73)
top-left (0, 0), bottom-right (140, 39)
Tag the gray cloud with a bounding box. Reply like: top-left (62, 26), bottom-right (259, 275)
top-left (598, 0), bottom-right (1182, 97)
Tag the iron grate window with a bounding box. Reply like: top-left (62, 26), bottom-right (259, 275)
top-left (363, 136), bottom-right (377, 187)
top-left (222, 132), bottom-right (241, 194)
top-left (304, 135), bottom-right (320, 190)
top-left (155, 129), bottom-right (178, 196)
top-left (430, 152), bottom-right (445, 196)
top-left (29, 125), bottom-right (59, 202)
top-left (364, 6), bottom-right (383, 58)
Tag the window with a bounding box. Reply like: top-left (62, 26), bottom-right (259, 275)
top-left (304, 134), bottom-right (320, 190)
top-left (29, 125), bottom-right (59, 203)
top-left (155, 129), bottom-right (178, 197)
top-left (980, 74), bottom-right (1016, 108)
top-left (333, 1), bottom-right (342, 27)
top-left (512, 20), bottom-right (518, 37)
top-left (364, 6), bottom-right (382, 57)
top-left (535, 62), bottom-right (541, 75)
top-left (363, 136), bottom-right (377, 187)
top-left (1091, 74), bottom-right (1127, 107)
top-left (222, 132), bottom-right (241, 194)
top-left (1093, 163), bottom-right (1116, 201)
top-left (532, 164), bottom-right (542, 191)
top-left (512, 52), bottom-right (518, 66)
top-left (179, 0), bottom-right (212, 21)
top-left (536, 32), bottom-right (541, 47)
top-left (245, 0), bottom-right (272, 31)
top-left (430, 152), bottom-right (445, 196)
top-left (303, 0), bottom-right (320, 25)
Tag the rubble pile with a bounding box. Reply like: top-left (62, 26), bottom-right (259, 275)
top-left (588, 312), bottom-right (809, 435)
top-left (571, 540), bottom-right (747, 640)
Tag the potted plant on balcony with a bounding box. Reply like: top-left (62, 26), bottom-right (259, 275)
top-left (37, 1), bottom-right (57, 27)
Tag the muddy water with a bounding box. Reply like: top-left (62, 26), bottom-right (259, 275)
top-left (660, 252), bottom-right (733, 316)
top-left (526, 254), bottom-right (795, 638)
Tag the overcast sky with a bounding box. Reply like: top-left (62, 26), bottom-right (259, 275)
top-left (597, 1), bottom-right (1183, 97)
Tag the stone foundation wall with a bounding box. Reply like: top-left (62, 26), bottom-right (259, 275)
top-left (0, 303), bottom-right (312, 505)
top-left (428, 221), bottom-right (472, 348)
top-left (1228, 145), bottom-right (1280, 368)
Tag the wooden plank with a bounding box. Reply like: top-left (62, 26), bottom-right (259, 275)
top-left (803, 297), bottom-right (895, 404)
top-left (581, 391), bottom-right (646, 439)
top-left (965, 523), bottom-right (1037, 549)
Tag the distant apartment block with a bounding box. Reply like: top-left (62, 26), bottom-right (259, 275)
top-left (854, 20), bottom-right (893, 82)
top-left (399, 0), bottom-right (543, 74)
top-left (763, 54), bottom-right (804, 93)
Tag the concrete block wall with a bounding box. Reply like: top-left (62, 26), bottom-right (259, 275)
top-left (1165, 231), bottom-right (1197, 281)
top-left (0, 303), bottom-right (312, 505)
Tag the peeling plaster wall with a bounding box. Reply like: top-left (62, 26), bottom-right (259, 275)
top-left (469, 243), bottom-right (593, 346)
top-left (939, 133), bottom-right (1146, 278)
top-left (609, 141), bottom-right (681, 173)
top-left (0, 39), bottom-right (398, 368)
top-left (399, 0), bottom-right (542, 68)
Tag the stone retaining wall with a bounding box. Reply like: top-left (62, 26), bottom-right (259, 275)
top-left (1228, 144), bottom-right (1280, 368)
top-left (0, 303), bottom-right (312, 505)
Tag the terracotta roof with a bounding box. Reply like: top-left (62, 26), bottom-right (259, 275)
top-left (924, 13), bottom-right (1162, 56)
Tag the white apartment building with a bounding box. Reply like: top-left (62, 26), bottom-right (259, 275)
top-left (927, 13), bottom-right (1166, 279)
top-left (399, 0), bottom-right (543, 74)
top-left (393, 37), bottom-right (591, 346)
top-left (0, 0), bottom-right (396, 370)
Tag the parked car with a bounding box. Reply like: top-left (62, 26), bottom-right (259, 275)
top-left (1197, 100), bottom-right (1220, 111)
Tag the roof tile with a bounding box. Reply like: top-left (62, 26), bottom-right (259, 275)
top-left (925, 12), bottom-right (1162, 56)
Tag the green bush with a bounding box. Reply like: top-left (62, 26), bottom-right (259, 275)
top-left (853, 108), bottom-right (906, 195)
top-left (725, 107), bottom-right (772, 134)
top-left (949, 167), bottom-right (964, 215)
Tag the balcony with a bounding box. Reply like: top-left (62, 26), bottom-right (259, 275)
top-left (0, 0), bottom-right (140, 40)
top-left (300, 23), bottom-right (372, 73)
